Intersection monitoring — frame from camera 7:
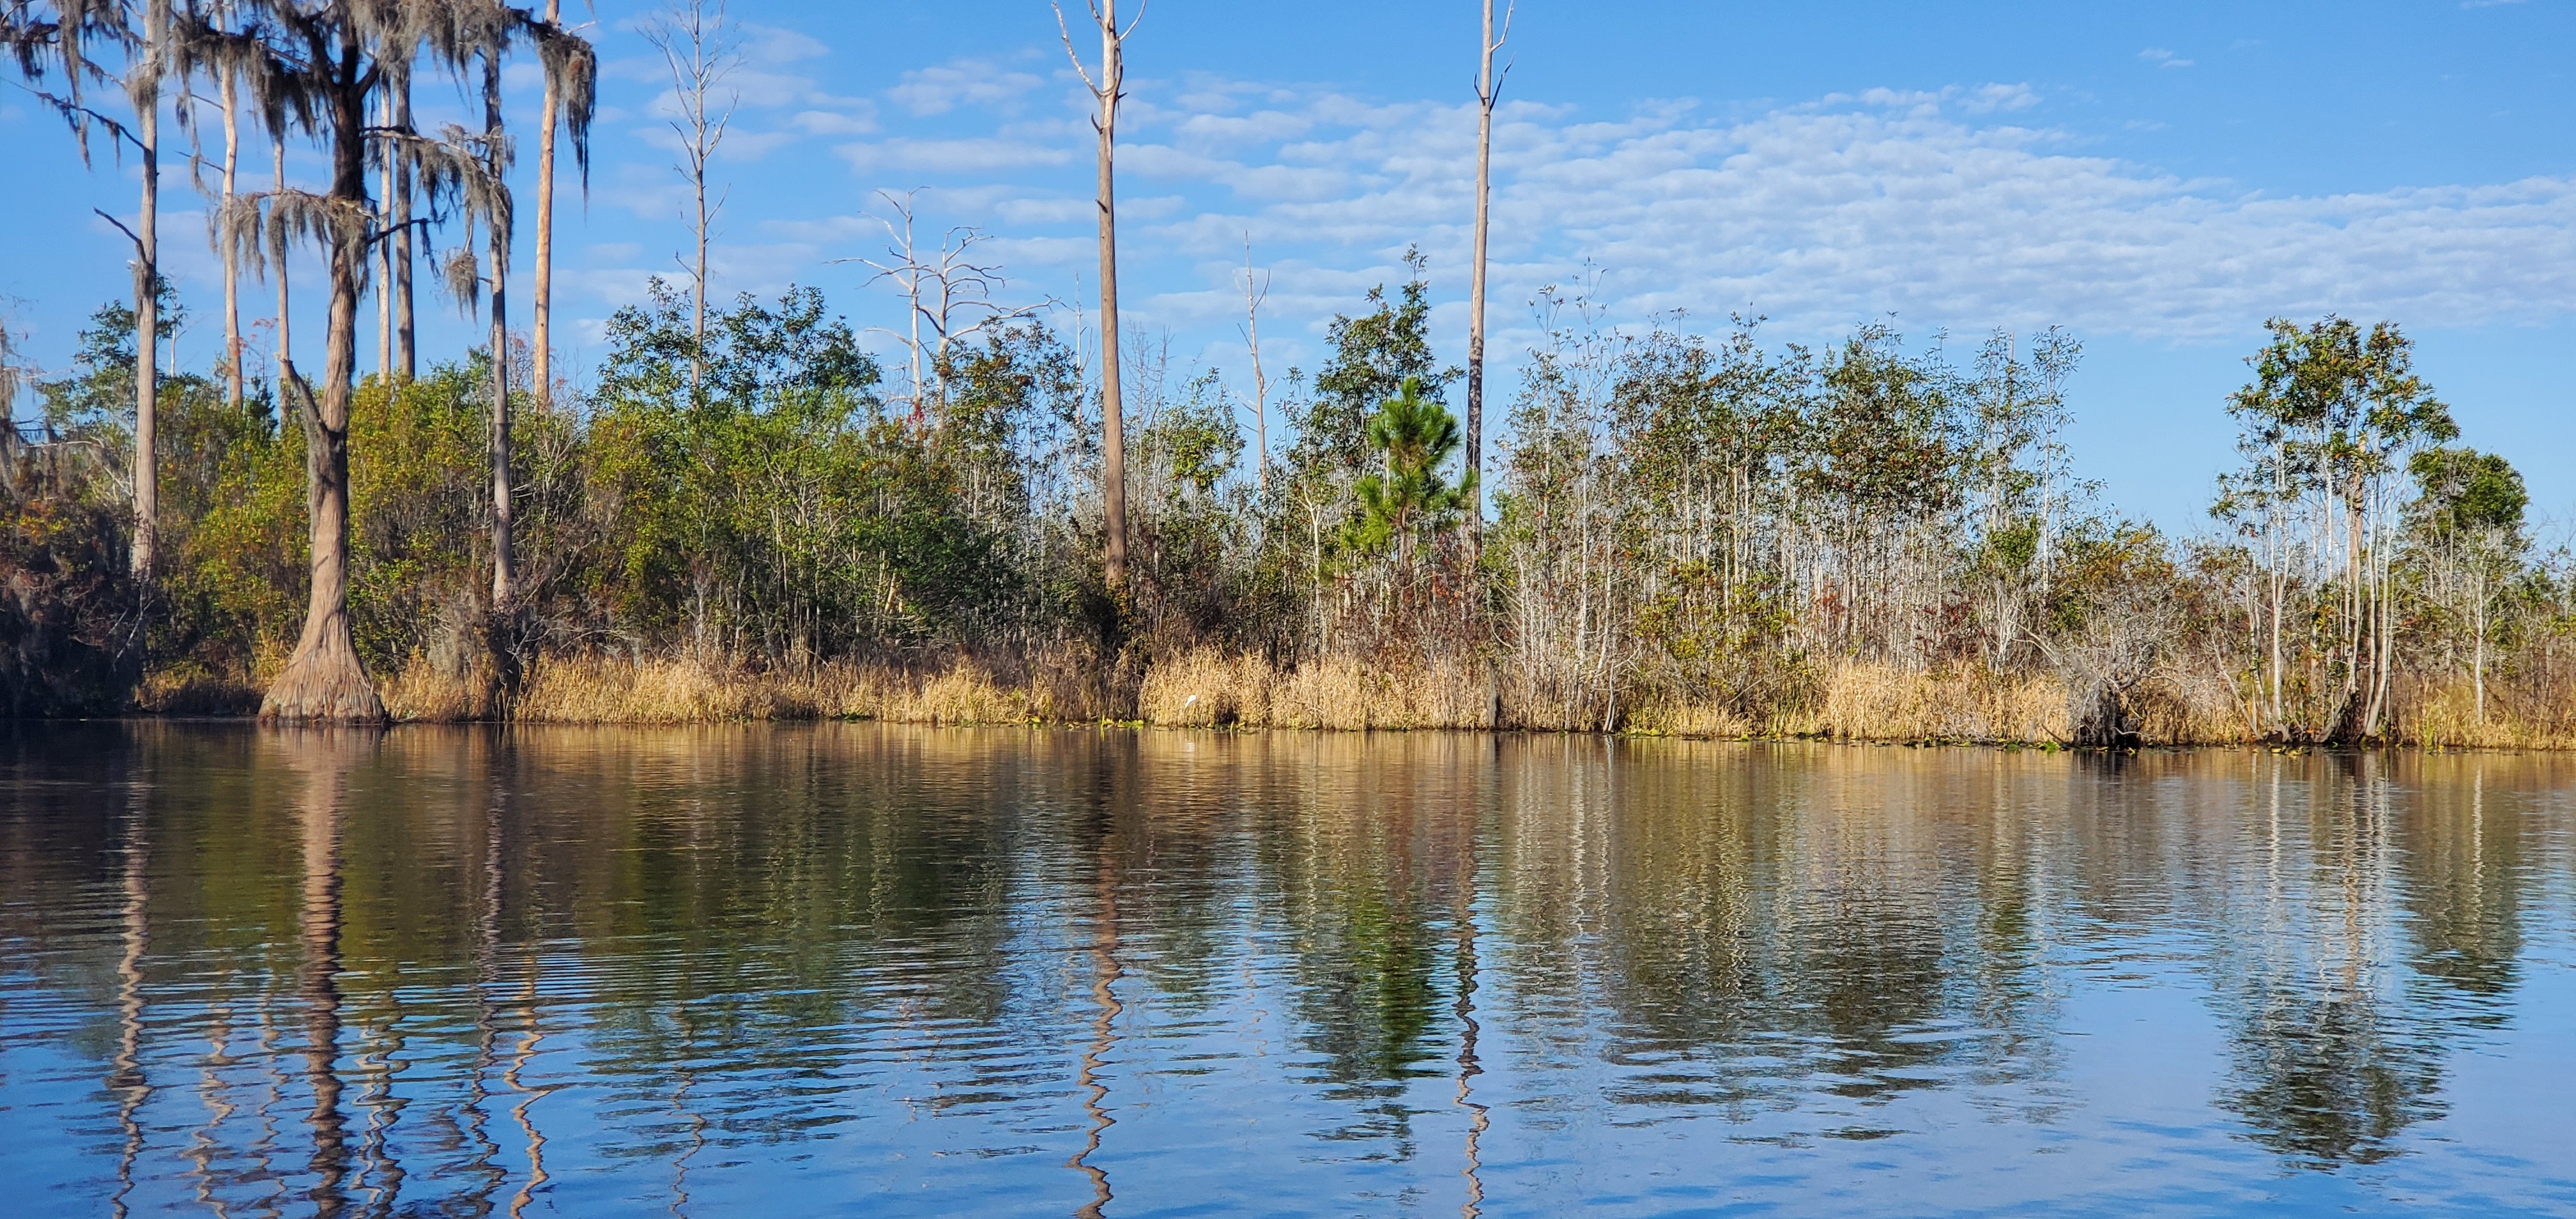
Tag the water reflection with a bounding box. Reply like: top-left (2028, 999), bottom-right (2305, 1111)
top-left (1, 726), bottom-right (2572, 1216)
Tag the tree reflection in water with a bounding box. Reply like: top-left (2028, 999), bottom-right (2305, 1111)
top-left (2207, 752), bottom-right (2533, 1169)
top-left (288, 731), bottom-right (356, 1216)
top-left (0, 726), bottom-right (2567, 1215)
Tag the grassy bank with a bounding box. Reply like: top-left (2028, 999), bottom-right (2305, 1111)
top-left (124, 649), bottom-right (2574, 749)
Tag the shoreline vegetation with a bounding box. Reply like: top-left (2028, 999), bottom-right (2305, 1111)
top-left (12, 276), bottom-right (2576, 749)
top-left (6, 8), bottom-right (2574, 747)
top-left (15, 279), bottom-right (2575, 750)
top-left (130, 650), bottom-right (2576, 750)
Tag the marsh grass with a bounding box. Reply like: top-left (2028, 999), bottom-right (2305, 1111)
top-left (2404, 680), bottom-right (2576, 751)
top-left (265, 648), bottom-right (2576, 749)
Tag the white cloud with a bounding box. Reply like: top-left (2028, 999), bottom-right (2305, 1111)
top-left (1046, 82), bottom-right (2576, 343)
top-left (2139, 48), bottom-right (2195, 69)
top-left (887, 60), bottom-right (1045, 116)
top-left (838, 137), bottom-right (1073, 175)
top-left (792, 106), bottom-right (879, 137)
top-left (567, 45), bottom-right (2576, 373)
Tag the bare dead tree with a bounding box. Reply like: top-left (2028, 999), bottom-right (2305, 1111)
top-left (640, 0), bottom-right (736, 392)
top-left (0, 314), bottom-right (20, 493)
top-left (1465, 0), bottom-right (1512, 539)
top-left (1238, 234), bottom-right (1269, 493)
top-left (836, 189), bottom-right (1046, 421)
top-left (125, 0), bottom-right (164, 576)
top-left (1056, 0), bottom-right (1142, 604)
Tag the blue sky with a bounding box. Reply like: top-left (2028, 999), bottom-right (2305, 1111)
top-left (3, 0), bottom-right (2572, 530)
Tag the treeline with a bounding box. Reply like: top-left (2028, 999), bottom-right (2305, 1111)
top-left (7, 262), bottom-right (2575, 745)
top-left (5, 2), bottom-right (2572, 743)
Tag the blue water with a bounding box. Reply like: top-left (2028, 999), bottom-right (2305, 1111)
top-left (2, 724), bottom-right (2571, 1215)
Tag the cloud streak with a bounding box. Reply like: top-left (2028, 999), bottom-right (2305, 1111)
top-left (1051, 81), bottom-right (2576, 344)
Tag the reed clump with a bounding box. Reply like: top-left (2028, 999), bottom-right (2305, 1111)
top-left (1793, 663), bottom-right (2069, 744)
top-left (2404, 680), bottom-right (2576, 751)
top-left (1137, 648), bottom-right (1498, 730)
top-left (135, 663), bottom-right (266, 716)
top-left (379, 652), bottom-right (502, 722)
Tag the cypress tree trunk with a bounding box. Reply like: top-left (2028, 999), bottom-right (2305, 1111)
top-left (261, 68), bottom-right (385, 724)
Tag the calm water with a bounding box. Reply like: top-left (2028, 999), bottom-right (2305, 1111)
top-left (3, 724), bottom-right (2573, 1216)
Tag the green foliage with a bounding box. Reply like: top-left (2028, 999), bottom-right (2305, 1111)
top-left (1345, 377), bottom-right (1474, 558)
top-left (36, 291), bottom-right (185, 439)
top-left (2230, 316), bottom-right (2457, 496)
top-left (1296, 248), bottom-right (1454, 480)
top-left (2409, 447), bottom-right (2526, 542)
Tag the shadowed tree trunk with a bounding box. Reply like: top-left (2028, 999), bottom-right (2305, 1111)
top-left (480, 46), bottom-right (514, 616)
top-left (390, 68), bottom-right (413, 379)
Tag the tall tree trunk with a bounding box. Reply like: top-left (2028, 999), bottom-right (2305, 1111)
top-left (1082, 1), bottom-right (1130, 602)
top-left (261, 79), bottom-right (386, 724)
top-left (392, 76), bottom-right (413, 381)
top-left (130, 0), bottom-right (164, 579)
top-left (490, 242), bottom-right (514, 612)
top-left (2473, 582), bottom-right (2488, 722)
top-left (487, 50), bottom-right (516, 618)
top-left (692, 151), bottom-right (708, 390)
top-left (1466, 0), bottom-right (1507, 536)
top-left (532, 0), bottom-right (560, 405)
top-left (220, 70), bottom-right (242, 411)
top-left (273, 134), bottom-right (291, 409)
top-left (375, 91), bottom-right (391, 383)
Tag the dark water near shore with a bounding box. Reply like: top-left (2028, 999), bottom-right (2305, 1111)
top-left (3, 724), bottom-right (2572, 1216)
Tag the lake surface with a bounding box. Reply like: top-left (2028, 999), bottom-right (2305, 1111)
top-left (2, 724), bottom-right (2573, 1216)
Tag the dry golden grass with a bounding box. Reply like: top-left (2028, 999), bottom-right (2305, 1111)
top-left (1271, 656), bottom-right (1498, 730)
top-left (135, 665), bottom-right (264, 716)
top-left (1136, 649), bottom-right (1497, 730)
top-left (492, 655), bottom-right (1041, 726)
top-left (1137, 648), bottom-right (1269, 726)
top-left (379, 652), bottom-right (502, 722)
top-left (1794, 662), bottom-right (2069, 743)
top-left (509, 656), bottom-right (779, 723)
top-left (293, 648), bottom-right (2576, 751)
top-left (2406, 681), bottom-right (2576, 751)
